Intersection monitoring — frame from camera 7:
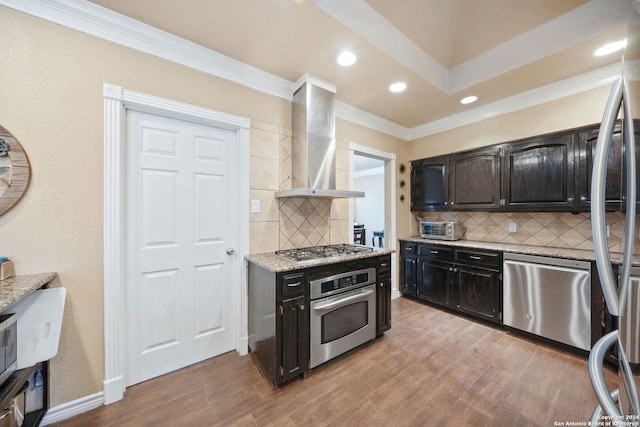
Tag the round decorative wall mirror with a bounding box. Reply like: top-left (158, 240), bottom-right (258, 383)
top-left (0, 125), bottom-right (30, 216)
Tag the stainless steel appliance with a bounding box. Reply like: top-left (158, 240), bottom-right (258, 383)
top-left (589, 70), bottom-right (640, 423)
top-left (308, 267), bottom-right (376, 368)
top-left (276, 244), bottom-right (373, 262)
top-left (274, 75), bottom-right (364, 199)
top-left (419, 221), bottom-right (465, 240)
top-left (503, 253), bottom-right (592, 351)
top-left (0, 314), bottom-right (16, 387)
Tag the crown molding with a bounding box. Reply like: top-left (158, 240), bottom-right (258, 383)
top-left (0, 0), bottom-right (296, 100)
top-left (1, 0), bottom-right (638, 142)
top-left (335, 101), bottom-right (410, 141)
top-left (409, 61), bottom-right (638, 140)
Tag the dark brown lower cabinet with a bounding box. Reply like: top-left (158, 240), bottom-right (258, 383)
top-left (454, 264), bottom-right (501, 323)
top-left (417, 258), bottom-right (453, 307)
top-left (248, 263), bottom-right (309, 386)
top-left (376, 255), bottom-right (392, 335)
top-left (400, 241), bottom-right (502, 325)
top-left (280, 295), bottom-right (308, 382)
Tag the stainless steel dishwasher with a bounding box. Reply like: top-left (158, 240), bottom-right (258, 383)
top-left (503, 253), bottom-right (591, 351)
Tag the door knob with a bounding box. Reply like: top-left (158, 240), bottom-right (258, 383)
top-left (226, 248), bottom-right (236, 255)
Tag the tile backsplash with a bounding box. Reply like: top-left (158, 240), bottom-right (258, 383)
top-left (279, 198), bottom-right (331, 249)
top-left (414, 211), bottom-right (639, 253)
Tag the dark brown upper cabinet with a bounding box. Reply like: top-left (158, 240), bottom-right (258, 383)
top-left (410, 120), bottom-right (640, 213)
top-left (448, 146), bottom-right (501, 210)
top-left (577, 123), bottom-right (623, 211)
top-left (410, 156), bottom-right (448, 211)
top-left (501, 134), bottom-right (576, 211)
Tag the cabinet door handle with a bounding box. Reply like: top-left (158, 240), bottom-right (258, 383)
top-left (300, 304), bottom-right (305, 311)
top-left (567, 197), bottom-right (575, 202)
top-left (581, 195), bottom-right (587, 201)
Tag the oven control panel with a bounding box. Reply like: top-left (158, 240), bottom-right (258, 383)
top-left (310, 268), bottom-right (376, 300)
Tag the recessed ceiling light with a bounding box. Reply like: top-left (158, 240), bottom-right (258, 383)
top-left (460, 95), bottom-right (478, 105)
top-left (389, 82), bottom-right (407, 93)
top-left (594, 39), bottom-right (627, 56)
top-left (337, 51), bottom-right (357, 66)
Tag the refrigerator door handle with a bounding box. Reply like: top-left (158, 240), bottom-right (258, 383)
top-left (591, 76), bottom-right (636, 316)
top-left (589, 330), bottom-right (622, 418)
top-left (591, 389), bottom-right (620, 426)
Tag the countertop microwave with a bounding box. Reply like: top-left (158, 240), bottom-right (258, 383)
top-left (420, 221), bottom-right (465, 241)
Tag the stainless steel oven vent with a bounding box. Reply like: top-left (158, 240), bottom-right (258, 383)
top-left (275, 75), bottom-right (364, 198)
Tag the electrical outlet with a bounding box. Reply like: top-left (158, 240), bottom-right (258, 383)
top-left (606, 225), bottom-right (610, 238)
top-left (508, 222), bottom-right (517, 233)
top-left (250, 199), bottom-right (260, 214)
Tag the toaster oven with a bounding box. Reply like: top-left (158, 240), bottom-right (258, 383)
top-left (420, 221), bottom-right (465, 240)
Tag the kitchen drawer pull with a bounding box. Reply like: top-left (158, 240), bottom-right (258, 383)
top-left (430, 250), bottom-right (439, 254)
top-left (380, 263), bottom-right (388, 267)
top-left (469, 255), bottom-right (482, 260)
top-left (287, 282), bottom-right (302, 287)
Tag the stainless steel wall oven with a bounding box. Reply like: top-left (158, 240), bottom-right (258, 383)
top-left (308, 267), bottom-right (376, 368)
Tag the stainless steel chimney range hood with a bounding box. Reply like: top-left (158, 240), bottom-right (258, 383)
top-left (275, 75), bottom-right (364, 199)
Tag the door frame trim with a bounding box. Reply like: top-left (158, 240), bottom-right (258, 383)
top-left (348, 143), bottom-right (397, 291)
top-left (103, 83), bottom-right (250, 404)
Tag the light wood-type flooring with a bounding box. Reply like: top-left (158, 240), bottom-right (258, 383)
top-left (50, 297), bottom-right (617, 426)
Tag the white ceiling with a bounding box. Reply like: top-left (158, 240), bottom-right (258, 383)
top-left (50, 0), bottom-right (640, 136)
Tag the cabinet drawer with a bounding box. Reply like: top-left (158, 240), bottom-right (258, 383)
top-left (455, 249), bottom-right (501, 268)
top-left (280, 273), bottom-right (305, 298)
top-left (401, 242), bottom-right (417, 256)
top-left (377, 256), bottom-right (391, 275)
top-left (418, 245), bottom-right (453, 260)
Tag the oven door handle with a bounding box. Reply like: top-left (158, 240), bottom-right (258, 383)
top-left (313, 288), bottom-right (374, 312)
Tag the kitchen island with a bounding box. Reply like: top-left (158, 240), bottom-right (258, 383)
top-left (246, 245), bottom-right (394, 385)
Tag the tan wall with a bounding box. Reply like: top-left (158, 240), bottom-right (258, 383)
top-left (0, 7), bottom-right (405, 407)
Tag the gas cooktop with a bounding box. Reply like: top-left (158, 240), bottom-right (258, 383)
top-left (276, 244), bottom-right (373, 262)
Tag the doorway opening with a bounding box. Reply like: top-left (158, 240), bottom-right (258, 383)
top-left (349, 143), bottom-right (398, 295)
top-left (353, 156), bottom-right (385, 248)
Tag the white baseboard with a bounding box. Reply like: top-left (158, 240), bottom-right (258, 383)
top-left (41, 392), bottom-right (104, 425)
top-left (238, 336), bottom-right (248, 356)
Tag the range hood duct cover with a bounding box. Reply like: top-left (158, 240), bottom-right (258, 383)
top-left (275, 77), bottom-right (364, 198)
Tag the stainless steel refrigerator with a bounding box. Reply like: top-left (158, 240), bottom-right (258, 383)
top-left (589, 68), bottom-right (640, 425)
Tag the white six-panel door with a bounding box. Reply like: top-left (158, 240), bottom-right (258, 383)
top-left (125, 110), bottom-right (237, 386)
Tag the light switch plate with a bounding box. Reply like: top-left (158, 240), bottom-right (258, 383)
top-left (251, 199), bottom-right (260, 214)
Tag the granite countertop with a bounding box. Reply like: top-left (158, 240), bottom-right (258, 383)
top-left (246, 247), bottom-right (395, 273)
top-left (0, 272), bottom-right (58, 312)
top-left (399, 236), bottom-right (640, 266)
